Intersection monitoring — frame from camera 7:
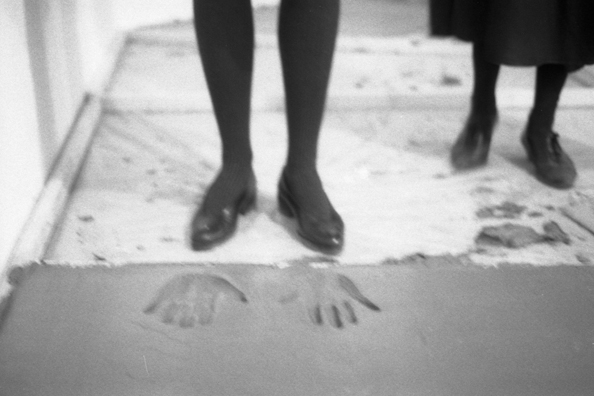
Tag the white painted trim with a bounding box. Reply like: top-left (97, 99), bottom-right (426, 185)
top-left (0, 35), bottom-right (126, 303)
top-left (0, 96), bottom-right (101, 302)
top-left (5, 96), bottom-right (102, 267)
top-left (0, 0), bottom-right (46, 280)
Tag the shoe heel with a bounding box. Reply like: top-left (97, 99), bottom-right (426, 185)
top-left (521, 134), bottom-right (534, 163)
top-left (277, 191), bottom-right (295, 218)
top-left (238, 192), bottom-right (256, 215)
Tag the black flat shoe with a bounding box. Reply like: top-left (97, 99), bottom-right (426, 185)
top-left (451, 112), bottom-right (498, 170)
top-left (521, 131), bottom-right (577, 189)
top-left (277, 172), bottom-right (344, 254)
top-left (191, 174), bottom-right (256, 251)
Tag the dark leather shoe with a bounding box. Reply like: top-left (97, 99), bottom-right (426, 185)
top-left (451, 112), bottom-right (498, 170)
top-left (277, 172), bottom-right (344, 254)
top-left (521, 131), bottom-right (577, 189)
top-left (191, 175), bottom-right (256, 250)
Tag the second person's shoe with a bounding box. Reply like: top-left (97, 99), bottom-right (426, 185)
top-left (451, 112), bottom-right (498, 170)
top-left (521, 130), bottom-right (577, 189)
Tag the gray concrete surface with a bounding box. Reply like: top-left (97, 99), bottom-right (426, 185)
top-left (1, 263), bottom-right (594, 395)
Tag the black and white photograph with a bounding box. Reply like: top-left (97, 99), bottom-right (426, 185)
top-left (1, 0), bottom-right (594, 394)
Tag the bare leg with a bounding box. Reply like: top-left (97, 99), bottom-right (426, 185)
top-left (277, 0), bottom-right (344, 252)
top-left (191, 0), bottom-right (256, 250)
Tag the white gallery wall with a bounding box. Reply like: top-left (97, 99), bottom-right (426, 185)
top-left (0, 0), bottom-right (117, 275)
top-left (0, 1), bottom-right (46, 273)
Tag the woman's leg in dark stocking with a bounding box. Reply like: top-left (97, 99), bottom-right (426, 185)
top-left (451, 42), bottom-right (500, 169)
top-left (527, 64), bottom-right (567, 133)
top-left (278, 0), bottom-right (339, 219)
top-left (276, 0), bottom-right (344, 252)
top-left (193, 0), bottom-right (254, 211)
top-left (522, 64), bottom-right (576, 188)
top-left (470, 42), bottom-right (500, 119)
top-left (191, 0), bottom-right (256, 249)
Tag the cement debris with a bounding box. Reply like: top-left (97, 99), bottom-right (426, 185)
top-left (476, 201), bottom-right (527, 220)
top-left (561, 202), bottom-right (594, 237)
top-left (381, 253), bottom-right (471, 267)
top-left (542, 221), bottom-right (571, 245)
top-left (77, 215), bottom-right (95, 222)
top-left (476, 221), bottom-right (570, 249)
top-left (576, 253), bottom-right (593, 266)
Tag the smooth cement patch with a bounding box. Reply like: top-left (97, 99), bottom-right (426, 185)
top-left (1, 263), bottom-right (594, 395)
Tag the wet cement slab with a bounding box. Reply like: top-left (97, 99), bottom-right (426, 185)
top-left (1, 262), bottom-right (594, 395)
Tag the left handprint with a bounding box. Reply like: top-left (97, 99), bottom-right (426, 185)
top-left (144, 273), bottom-right (248, 327)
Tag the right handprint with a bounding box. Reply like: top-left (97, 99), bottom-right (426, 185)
top-left (278, 266), bottom-right (380, 329)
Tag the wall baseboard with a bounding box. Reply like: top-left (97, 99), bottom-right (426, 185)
top-left (0, 34), bottom-right (127, 304)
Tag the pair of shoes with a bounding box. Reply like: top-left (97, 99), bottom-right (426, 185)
top-left (521, 131), bottom-right (577, 189)
top-left (277, 171), bottom-right (344, 254)
top-left (190, 174), bottom-right (257, 251)
top-left (450, 112), bottom-right (498, 170)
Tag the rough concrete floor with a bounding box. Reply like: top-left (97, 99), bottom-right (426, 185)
top-left (43, 20), bottom-right (594, 266)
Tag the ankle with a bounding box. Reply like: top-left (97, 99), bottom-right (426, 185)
top-left (283, 164), bottom-right (319, 178)
top-left (220, 162), bottom-right (253, 177)
top-left (470, 102), bottom-right (497, 120)
top-left (221, 150), bottom-right (253, 171)
top-left (210, 165), bottom-right (254, 196)
top-left (527, 110), bottom-right (555, 136)
top-left (471, 93), bottom-right (497, 113)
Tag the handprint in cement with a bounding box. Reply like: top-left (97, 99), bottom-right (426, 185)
top-left (278, 266), bottom-right (380, 329)
top-left (144, 273), bottom-right (247, 327)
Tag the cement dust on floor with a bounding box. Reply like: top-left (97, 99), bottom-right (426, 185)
top-left (44, 107), bottom-right (594, 265)
top-left (1, 263), bottom-right (594, 395)
top-left (45, 21), bottom-right (594, 266)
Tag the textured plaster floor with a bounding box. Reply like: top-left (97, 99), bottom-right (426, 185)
top-left (44, 21), bottom-right (594, 267)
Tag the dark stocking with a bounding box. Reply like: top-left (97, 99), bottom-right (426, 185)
top-left (450, 43), bottom-right (501, 169)
top-left (193, 0), bottom-right (255, 212)
top-left (470, 42), bottom-right (500, 120)
top-left (278, 0), bottom-right (340, 218)
top-left (527, 64), bottom-right (568, 136)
